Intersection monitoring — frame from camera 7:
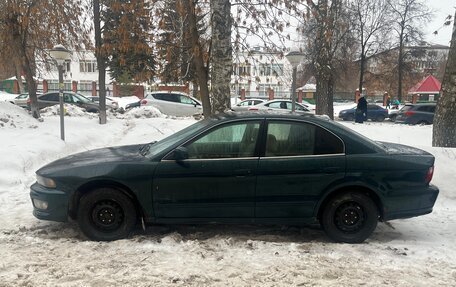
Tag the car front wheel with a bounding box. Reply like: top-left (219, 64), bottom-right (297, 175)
top-left (321, 192), bottom-right (378, 243)
top-left (77, 188), bottom-right (137, 241)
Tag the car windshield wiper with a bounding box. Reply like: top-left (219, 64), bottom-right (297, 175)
top-left (139, 141), bottom-right (157, 156)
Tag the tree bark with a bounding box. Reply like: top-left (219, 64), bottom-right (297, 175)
top-left (432, 13), bottom-right (456, 147)
top-left (315, 69), bottom-right (335, 120)
top-left (179, 0), bottom-right (211, 118)
top-left (397, 32), bottom-right (404, 102)
top-left (94, 0), bottom-right (107, 124)
top-left (210, 0), bottom-right (232, 114)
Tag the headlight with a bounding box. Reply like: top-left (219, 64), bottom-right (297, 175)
top-left (36, 174), bottom-right (56, 188)
top-left (32, 198), bottom-right (49, 210)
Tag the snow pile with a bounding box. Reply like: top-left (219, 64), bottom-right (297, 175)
top-left (40, 104), bottom-right (99, 118)
top-left (114, 96), bottom-right (140, 109)
top-left (0, 90), bottom-right (18, 102)
top-left (0, 102), bottom-right (38, 128)
top-left (0, 106), bottom-right (455, 286)
top-left (122, 105), bottom-right (163, 119)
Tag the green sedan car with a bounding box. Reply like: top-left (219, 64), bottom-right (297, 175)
top-left (30, 113), bottom-right (439, 243)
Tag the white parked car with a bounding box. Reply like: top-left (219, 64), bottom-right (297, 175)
top-left (86, 96), bottom-right (119, 110)
top-left (141, 91), bottom-right (202, 117)
top-left (231, 98), bottom-right (266, 111)
top-left (248, 99), bottom-right (311, 114)
top-left (301, 99), bottom-right (316, 112)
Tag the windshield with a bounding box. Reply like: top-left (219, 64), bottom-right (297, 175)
top-left (144, 120), bottom-right (210, 157)
top-left (74, 93), bottom-right (90, 103)
top-left (399, 105), bottom-right (413, 112)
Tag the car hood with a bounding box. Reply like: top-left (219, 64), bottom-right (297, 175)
top-left (37, 144), bottom-right (147, 174)
top-left (377, 141), bottom-right (432, 156)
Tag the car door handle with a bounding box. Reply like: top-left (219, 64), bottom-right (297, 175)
top-left (235, 169), bottom-right (252, 177)
top-left (321, 167), bottom-right (339, 174)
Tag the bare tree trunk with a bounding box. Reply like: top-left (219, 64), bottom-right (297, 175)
top-left (315, 70), bottom-right (335, 119)
top-left (15, 61), bottom-right (25, 93)
top-left (210, 0), bottom-right (232, 114)
top-left (23, 57), bottom-right (39, 119)
top-left (358, 47), bottom-right (365, 94)
top-left (180, 0), bottom-right (211, 117)
top-left (432, 13), bottom-right (456, 147)
top-left (94, 0), bottom-right (107, 124)
top-left (397, 35), bottom-right (404, 102)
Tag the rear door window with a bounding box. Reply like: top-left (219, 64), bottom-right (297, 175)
top-left (40, 93), bottom-right (59, 102)
top-left (265, 121), bottom-right (344, 157)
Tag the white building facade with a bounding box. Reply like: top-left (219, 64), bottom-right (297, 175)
top-left (231, 47), bottom-right (293, 99)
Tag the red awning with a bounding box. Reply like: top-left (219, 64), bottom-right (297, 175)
top-left (408, 75), bottom-right (441, 94)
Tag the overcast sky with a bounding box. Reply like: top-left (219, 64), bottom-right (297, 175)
top-left (425, 0), bottom-right (455, 46)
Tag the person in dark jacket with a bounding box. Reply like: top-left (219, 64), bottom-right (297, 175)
top-left (355, 94), bottom-right (367, 123)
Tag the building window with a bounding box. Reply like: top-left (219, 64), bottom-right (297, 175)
top-left (79, 60), bottom-right (98, 73)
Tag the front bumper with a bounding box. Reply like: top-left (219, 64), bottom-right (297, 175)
top-left (382, 184), bottom-right (439, 221)
top-left (30, 182), bottom-right (70, 222)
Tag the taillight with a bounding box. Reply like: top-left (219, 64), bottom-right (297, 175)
top-left (425, 166), bottom-right (434, 184)
top-left (140, 99), bottom-right (147, 105)
top-left (405, 111), bottom-right (415, 117)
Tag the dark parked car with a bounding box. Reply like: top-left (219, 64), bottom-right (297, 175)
top-left (30, 92), bottom-right (100, 113)
top-left (30, 112), bottom-right (438, 243)
top-left (339, 104), bottom-right (388, 122)
top-left (395, 103), bottom-right (436, 125)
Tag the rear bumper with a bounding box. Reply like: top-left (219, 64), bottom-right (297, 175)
top-left (382, 184), bottom-right (439, 221)
top-left (30, 182), bottom-right (69, 222)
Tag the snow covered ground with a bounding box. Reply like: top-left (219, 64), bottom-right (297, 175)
top-left (0, 102), bottom-right (455, 286)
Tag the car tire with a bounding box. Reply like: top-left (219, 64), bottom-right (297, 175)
top-left (321, 192), bottom-right (378, 243)
top-left (345, 114), bottom-right (354, 121)
top-left (389, 114), bottom-right (397, 122)
top-left (376, 115), bottom-right (385, 122)
top-left (77, 188), bottom-right (137, 241)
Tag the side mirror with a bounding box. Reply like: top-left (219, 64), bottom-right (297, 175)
top-left (173, 146), bottom-right (189, 161)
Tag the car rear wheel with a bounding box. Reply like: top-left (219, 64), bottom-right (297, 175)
top-left (375, 115), bottom-right (385, 122)
top-left (389, 114), bottom-right (397, 122)
top-left (77, 188), bottom-right (137, 241)
top-left (345, 114), bottom-right (354, 121)
top-left (321, 192), bottom-right (378, 243)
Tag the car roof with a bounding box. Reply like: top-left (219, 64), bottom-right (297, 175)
top-left (212, 111), bottom-right (327, 122)
top-left (148, 91), bottom-right (189, 96)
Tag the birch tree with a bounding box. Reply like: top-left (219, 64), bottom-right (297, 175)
top-left (210, 0), bottom-right (232, 114)
top-left (433, 13), bottom-right (456, 147)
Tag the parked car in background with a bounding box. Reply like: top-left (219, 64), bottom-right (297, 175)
top-left (248, 99), bottom-right (311, 113)
top-left (30, 112), bottom-right (438, 243)
top-left (231, 98), bottom-right (265, 111)
top-left (141, 91), bottom-right (202, 117)
top-left (86, 96), bottom-right (119, 110)
top-left (338, 104), bottom-right (388, 122)
top-left (387, 105), bottom-right (404, 122)
top-left (301, 99), bottom-right (316, 112)
top-left (395, 103), bottom-right (436, 125)
top-left (30, 92), bottom-right (100, 113)
top-left (13, 93), bottom-right (42, 108)
top-left (125, 100), bottom-right (141, 110)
